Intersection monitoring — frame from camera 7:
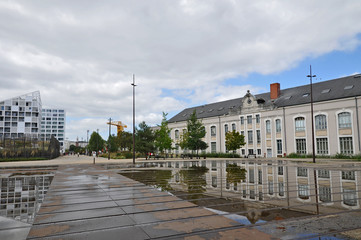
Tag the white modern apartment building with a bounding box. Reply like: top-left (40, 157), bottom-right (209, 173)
top-left (0, 91), bottom-right (42, 139)
top-left (40, 108), bottom-right (66, 152)
top-left (168, 74), bottom-right (361, 157)
top-left (0, 91), bottom-right (66, 152)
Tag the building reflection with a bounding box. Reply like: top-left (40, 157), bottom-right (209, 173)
top-left (149, 160), bottom-right (360, 214)
top-left (0, 174), bottom-right (53, 223)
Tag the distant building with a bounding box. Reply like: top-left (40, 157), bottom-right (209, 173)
top-left (0, 91), bottom-right (42, 139)
top-left (167, 74), bottom-right (361, 157)
top-left (40, 108), bottom-right (66, 152)
top-left (0, 91), bottom-right (66, 152)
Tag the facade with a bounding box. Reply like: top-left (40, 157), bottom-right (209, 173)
top-left (168, 74), bottom-right (361, 157)
top-left (40, 108), bottom-right (66, 152)
top-left (0, 91), bottom-right (42, 139)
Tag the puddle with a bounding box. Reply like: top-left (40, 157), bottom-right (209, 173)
top-left (0, 171), bottom-right (54, 224)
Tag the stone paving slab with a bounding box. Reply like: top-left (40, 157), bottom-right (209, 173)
top-left (25, 164), bottom-right (275, 239)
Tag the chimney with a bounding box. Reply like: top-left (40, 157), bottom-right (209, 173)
top-left (270, 83), bottom-right (280, 100)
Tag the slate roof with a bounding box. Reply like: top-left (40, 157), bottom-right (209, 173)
top-left (168, 74), bottom-right (361, 123)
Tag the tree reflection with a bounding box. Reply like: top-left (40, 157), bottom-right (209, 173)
top-left (121, 170), bottom-right (173, 191)
top-left (179, 166), bottom-right (209, 201)
top-left (226, 163), bottom-right (246, 185)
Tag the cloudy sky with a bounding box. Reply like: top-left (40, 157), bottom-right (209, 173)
top-left (0, 0), bottom-right (360, 141)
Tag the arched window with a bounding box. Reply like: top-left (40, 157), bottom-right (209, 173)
top-left (295, 117), bottom-right (305, 132)
top-left (315, 114), bottom-right (327, 130)
top-left (266, 120), bottom-right (271, 134)
top-left (275, 119), bottom-right (281, 133)
top-left (224, 124), bottom-right (228, 134)
top-left (338, 112), bottom-right (351, 129)
top-left (175, 130), bottom-right (179, 139)
top-left (232, 123), bottom-right (236, 131)
top-left (211, 126), bottom-right (216, 136)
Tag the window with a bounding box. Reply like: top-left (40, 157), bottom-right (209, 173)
top-left (175, 130), bottom-right (179, 139)
top-left (241, 131), bottom-right (244, 136)
top-left (240, 116), bottom-right (244, 125)
top-left (319, 186), bottom-right (331, 203)
top-left (278, 165), bottom-right (283, 175)
top-left (340, 137), bottom-right (353, 154)
top-left (211, 126), bottom-right (216, 136)
top-left (256, 114), bottom-right (260, 124)
top-left (315, 115), bottom-right (327, 130)
top-left (298, 184), bottom-right (309, 199)
top-left (266, 120), bottom-right (271, 134)
top-left (278, 182), bottom-right (284, 197)
top-left (212, 176), bottom-right (217, 188)
top-left (258, 170), bottom-right (262, 184)
top-left (318, 169), bottom-right (330, 178)
top-left (211, 142), bottom-right (217, 153)
top-left (296, 139), bottom-right (307, 154)
top-left (250, 190), bottom-right (255, 199)
top-left (256, 130), bottom-right (261, 144)
top-left (277, 140), bottom-right (282, 154)
top-left (316, 138), bottom-right (328, 155)
top-left (249, 169), bottom-right (254, 183)
top-left (247, 115), bottom-right (252, 124)
top-left (259, 191), bottom-right (263, 201)
top-left (275, 119), bottom-right (281, 133)
top-left (232, 123), bottom-right (236, 131)
top-left (342, 171), bottom-right (355, 180)
top-left (338, 112), bottom-right (351, 129)
top-left (248, 131), bottom-right (253, 144)
top-left (224, 124), bottom-right (228, 134)
top-left (295, 117), bottom-right (305, 132)
top-left (268, 181), bottom-right (274, 195)
top-left (297, 167), bottom-right (308, 177)
top-left (343, 189), bottom-right (357, 206)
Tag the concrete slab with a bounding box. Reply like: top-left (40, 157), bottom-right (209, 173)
top-left (38, 201), bottom-right (118, 214)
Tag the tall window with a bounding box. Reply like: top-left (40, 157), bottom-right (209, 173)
top-left (298, 184), bottom-right (309, 199)
top-left (319, 186), bottom-right (331, 203)
top-left (256, 130), bottom-right (261, 144)
top-left (256, 114), bottom-right (260, 124)
top-left (268, 181), bottom-right (274, 195)
top-left (224, 124), bottom-right (229, 134)
top-left (247, 115), bottom-right (252, 124)
top-left (275, 119), bottom-right (281, 133)
top-left (296, 139), bottom-right (307, 154)
top-left (343, 189), bottom-right (357, 206)
top-left (232, 123), bottom-right (236, 131)
top-left (315, 114), bottom-right (327, 130)
top-left (248, 130), bottom-right (253, 144)
top-left (175, 130), bottom-right (179, 139)
top-left (278, 182), bottom-right (284, 197)
top-left (240, 116), bottom-right (244, 125)
top-left (249, 169), bottom-right (254, 183)
top-left (316, 138), bottom-right (328, 155)
top-left (211, 142), bottom-right (217, 153)
top-left (211, 126), bottom-right (216, 136)
top-left (277, 139), bottom-right (282, 154)
top-left (266, 120), bottom-right (271, 134)
top-left (338, 112), bottom-right (351, 129)
top-left (340, 137), bottom-right (353, 154)
top-left (295, 117), bottom-right (305, 132)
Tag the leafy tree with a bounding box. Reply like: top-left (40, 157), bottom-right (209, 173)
top-left (154, 112), bottom-right (172, 156)
top-left (136, 121), bottom-right (156, 159)
top-left (225, 130), bottom-right (245, 155)
top-left (184, 110), bottom-right (208, 156)
top-left (118, 131), bottom-right (133, 151)
top-left (226, 163), bottom-right (247, 184)
top-left (88, 131), bottom-right (105, 154)
top-left (107, 134), bottom-right (119, 152)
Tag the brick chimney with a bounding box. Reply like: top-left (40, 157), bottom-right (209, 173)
top-left (270, 83), bottom-right (280, 100)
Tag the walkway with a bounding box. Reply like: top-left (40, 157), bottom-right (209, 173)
top-left (26, 164), bottom-right (273, 239)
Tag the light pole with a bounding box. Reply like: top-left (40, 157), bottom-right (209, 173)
top-left (96, 128), bottom-right (99, 157)
top-left (108, 118), bottom-right (112, 160)
top-left (86, 130), bottom-right (89, 155)
top-left (307, 65), bottom-right (316, 163)
top-left (131, 74), bottom-right (137, 165)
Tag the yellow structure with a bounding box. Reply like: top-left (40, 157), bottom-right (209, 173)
top-left (107, 121), bottom-right (127, 136)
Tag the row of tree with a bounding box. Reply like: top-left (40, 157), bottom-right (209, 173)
top-left (83, 110), bottom-right (246, 158)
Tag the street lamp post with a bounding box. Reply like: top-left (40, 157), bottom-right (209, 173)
top-left (96, 128), bottom-right (99, 157)
top-left (108, 118), bottom-right (112, 160)
top-left (86, 130), bottom-right (89, 155)
top-left (131, 74), bottom-right (137, 165)
top-left (307, 65), bottom-right (316, 163)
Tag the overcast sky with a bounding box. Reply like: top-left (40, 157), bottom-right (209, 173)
top-left (0, 0), bottom-right (360, 141)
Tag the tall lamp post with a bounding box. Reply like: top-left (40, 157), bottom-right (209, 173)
top-left (131, 74), bottom-right (137, 165)
top-left (307, 65), bottom-right (316, 163)
top-left (86, 130), bottom-right (89, 155)
top-left (96, 128), bottom-right (99, 157)
top-left (108, 118), bottom-right (112, 160)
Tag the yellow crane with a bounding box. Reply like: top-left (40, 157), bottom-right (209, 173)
top-left (107, 121), bottom-right (127, 136)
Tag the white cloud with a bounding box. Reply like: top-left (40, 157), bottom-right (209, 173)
top-left (0, 0), bottom-right (360, 140)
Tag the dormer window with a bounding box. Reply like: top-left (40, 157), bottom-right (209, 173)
top-left (302, 93), bottom-right (309, 97)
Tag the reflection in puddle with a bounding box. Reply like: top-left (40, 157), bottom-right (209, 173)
top-left (0, 172), bottom-right (54, 223)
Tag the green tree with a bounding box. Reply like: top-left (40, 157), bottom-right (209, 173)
top-left (107, 134), bottom-right (119, 152)
top-left (118, 131), bottom-right (133, 151)
top-left (184, 110), bottom-right (208, 156)
top-left (225, 130), bottom-right (245, 155)
top-left (88, 131), bottom-right (105, 154)
top-left (155, 112), bottom-right (172, 156)
top-left (136, 121), bottom-right (156, 159)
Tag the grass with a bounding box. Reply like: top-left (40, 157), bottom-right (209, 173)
top-left (0, 157), bottom-right (49, 162)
